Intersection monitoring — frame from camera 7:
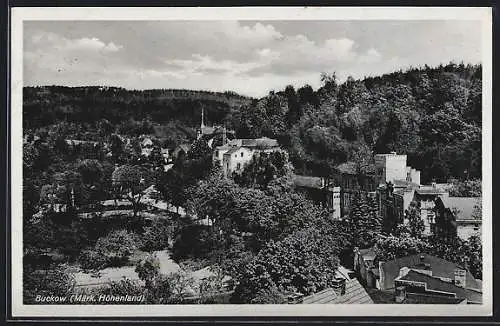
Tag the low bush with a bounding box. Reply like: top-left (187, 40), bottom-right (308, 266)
top-left (78, 229), bottom-right (141, 271)
top-left (78, 249), bottom-right (108, 271)
top-left (23, 264), bottom-right (76, 304)
top-left (171, 224), bottom-right (218, 261)
top-left (140, 219), bottom-right (173, 252)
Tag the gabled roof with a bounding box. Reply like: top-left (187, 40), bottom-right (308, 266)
top-left (415, 186), bottom-right (447, 195)
top-left (301, 288), bottom-right (338, 304)
top-left (336, 161), bottom-right (376, 175)
top-left (397, 269), bottom-right (482, 303)
top-left (201, 126), bottom-right (215, 135)
top-left (293, 175), bottom-right (324, 189)
top-left (65, 139), bottom-right (98, 146)
top-left (330, 279), bottom-right (374, 304)
top-left (301, 279), bottom-right (373, 304)
top-left (442, 197), bottom-right (479, 221)
top-left (380, 253), bottom-right (481, 291)
top-left (175, 143), bottom-right (191, 154)
top-left (393, 179), bottom-right (420, 190)
top-left (241, 137), bottom-right (279, 148)
top-left (223, 146), bottom-right (253, 156)
top-left (141, 138), bottom-right (153, 146)
top-left (359, 248), bottom-right (377, 261)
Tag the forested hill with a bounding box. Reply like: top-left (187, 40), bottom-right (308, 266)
top-left (23, 86), bottom-right (253, 129)
top-left (23, 63), bottom-right (482, 183)
top-left (235, 63), bottom-right (482, 183)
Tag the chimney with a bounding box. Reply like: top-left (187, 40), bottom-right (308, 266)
top-left (454, 269), bottom-right (466, 288)
top-left (332, 277), bottom-right (347, 296)
top-left (394, 286), bottom-right (407, 303)
top-left (398, 267), bottom-right (410, 278)
top-left (222, 125), bottom-right (227, 145)
top-left (287, 292), bottom-right (304, 304)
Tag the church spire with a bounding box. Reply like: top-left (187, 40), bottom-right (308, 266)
top-left (201, 108), bottom-right (205, 129)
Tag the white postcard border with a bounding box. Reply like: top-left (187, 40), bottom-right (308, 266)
top-left (10, 6), bottom-right (493, 317)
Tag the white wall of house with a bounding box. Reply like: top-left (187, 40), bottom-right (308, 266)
top-left (222, 147), bottom-right (254, 176)
top-left (457, 224), bottom-right (481, 240)
top-left (213, 147), bottom-right (230, 166)
top-left (375, 153), bottom-right (408, 185)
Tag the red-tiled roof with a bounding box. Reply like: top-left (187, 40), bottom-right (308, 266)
top-left (379, 253), bottom-right (481, 291)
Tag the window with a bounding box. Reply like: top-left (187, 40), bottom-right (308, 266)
top-left (237, 163), bottom-right (241, 170)
top-left (427, 211), bottom-right (435, 225)
top-left (241, 152), bottom-right (244, 157)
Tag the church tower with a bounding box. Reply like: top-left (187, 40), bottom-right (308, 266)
top-left (197, 108), bottom-right (205, 140)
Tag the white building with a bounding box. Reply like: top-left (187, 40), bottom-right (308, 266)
top-left (375, 152), bottom-right (420, 186)
top-left (213, 137), bottom-right (281, 177)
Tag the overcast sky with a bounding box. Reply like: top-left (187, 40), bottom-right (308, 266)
top-left (24, 20), bottom-right (481, 97)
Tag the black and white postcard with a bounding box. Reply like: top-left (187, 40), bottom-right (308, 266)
top-left (9, 6), bottom-right (493, 318)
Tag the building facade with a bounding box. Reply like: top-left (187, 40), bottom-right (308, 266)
top-left (213, 137), bottom-right (281, 177)
top-left (293, 175), bottom-right (341, 220)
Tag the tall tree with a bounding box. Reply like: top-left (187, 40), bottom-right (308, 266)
top-left (111, 164), bottom-right (153, 218)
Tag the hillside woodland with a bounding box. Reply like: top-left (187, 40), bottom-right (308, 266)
top-left (22, 62), bottom-right (483, 303)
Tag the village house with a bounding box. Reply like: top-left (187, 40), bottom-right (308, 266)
top-left (300, 278), bottom-right (374, 304)
top-left (140, 137), bottom-right (154, 157)
top-left (433, 196), bottom-right (482, 240)
top-left (290, 265), bottom-right (373, 304)
top-left (196, 108), bottom-right (235, 146)
top-left (293, 175), bottom-right (341, 220)
top-left (212, 137), bottom-right (281, 177)
top-left (353, 250), bottom-right (482, 304)
top-left (330, 161), bottom-right (378, 217)
top-left (172, 143), bottom-right (192, 161)
top-left (64, 139), bottom-right (101, 159)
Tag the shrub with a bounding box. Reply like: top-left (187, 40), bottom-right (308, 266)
top-left (78, 229), bottom-right (141, 271)
top-left (135, 254), bottom-right (161, 288)
top-left (172, 224), bottom-right (217, 261)
top-left (94, 229), bottom-right (141, 266)
top-left (140, 219), bottom-right (172, 251)
top-left (96, 279), bottom-right (145, 297)
top-left (78, 249), bottom-right (108, 272)
top-left (23, 264), bottom-right (76, 304)
top-left (251, 285), bottom-right (287, 304)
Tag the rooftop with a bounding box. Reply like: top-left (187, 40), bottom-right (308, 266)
top-left (380, 253), bottom-right (481, 291)
top-left (335, 161), bottom-right (376, 175)
top-left (175, 143), bottom-right (191, 154)
top-left (397, 269), bottom-right (482, 303)
top-left (301, 279), bottom-right (373, 304)
top-left (393, 179), bottom-right (420, 190)
top-left (442, 197), bottom-right (479, 221)
top-left (366, 288), bottom-right (466, 304)
top-left (223, 146), bottom-right (253, 156)
top-left (415, 187), bottom-right (447, 195)
top-left (293, 175), bottom-right (324, 189)
top-left (359, 247), bottom-right (377, 261)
